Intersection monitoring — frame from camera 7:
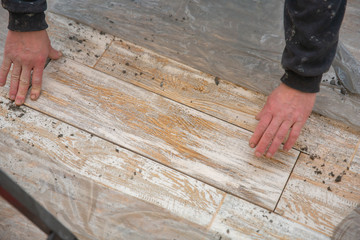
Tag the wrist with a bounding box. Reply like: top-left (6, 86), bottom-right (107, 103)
top-left (8, 12), bottom-right (48, 32)
top-left (281, 70), bottom-right (322, 93)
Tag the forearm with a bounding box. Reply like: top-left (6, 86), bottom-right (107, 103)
top-left (1, 0), bottom-right (48, 32)
top-left (281, 0), bottom-right (347, 93)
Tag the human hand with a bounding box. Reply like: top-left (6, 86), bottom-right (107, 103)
top-left (0, 30), bottom-right (62, 105)
top-left (249, 83), bottom-right (316, 158)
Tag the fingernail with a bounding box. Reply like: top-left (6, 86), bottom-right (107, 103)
top-left (250, 143), bottom-right (255, 148)
top-left (10, 95), bottom-right (15, 100)
top-left (15, 99), bottom-right (23, 105)
top-left (31, 94), bottom-right (36, 100)
top-left (255, 152), bottom-right (262, 158)
top-left (266, 153), bottom-right (272, 158)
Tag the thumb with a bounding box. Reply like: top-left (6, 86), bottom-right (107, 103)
top-left (48, 46), bottom-right (62, 60)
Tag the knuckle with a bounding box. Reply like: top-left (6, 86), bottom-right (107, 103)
top-left (276, 133), bottom-right (285, 141)
top-left (36, 56), bottom-right (47, 65)
top-left (20, 57), bottom-right (30, 66)
top-left (10, 74), bottom-right (20, 82)
top-left (19, 77), bottom-right (29, 84)
top-left (32, 77), bottom-right (41, 85)
top-left (264, 132), bottom-right (274, 139)
top-left (258, 123), bottom-right (267, 131)
top-left (0, 64), bottom-right (9, 72)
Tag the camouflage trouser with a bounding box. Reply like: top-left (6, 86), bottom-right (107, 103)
top-left (332, 206), bottom-right (360, 240)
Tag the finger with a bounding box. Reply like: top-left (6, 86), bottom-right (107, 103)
top-left (0, 57), bottom-right (12, 86)
top-left (255, 117), bottom-right (282, 157)
top-left (9, 63), bottom-right (22, 100)
top-left (266, 120), bottom-right (293, 158)
top-left (30, 66), bottom-right (44, 100)
top-left (249, 113), bottom-right (272, 148)
top-left (283, 122), bottom-right (304, 151)
top-left (48, 46), bottom-right (62, 60)
top-left (15, 65), bottom-right (32, 105)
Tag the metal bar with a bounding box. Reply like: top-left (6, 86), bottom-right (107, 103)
top-left (0, 169), bottom-right (78, 240)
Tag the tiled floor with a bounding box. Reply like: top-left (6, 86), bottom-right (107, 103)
top-left (0, 12), bottom-right (359, 240)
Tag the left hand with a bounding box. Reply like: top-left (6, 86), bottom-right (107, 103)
top-left (0, 30), bottom-right (62, 105)
top-left (249, 83), bottom-right (316, 158)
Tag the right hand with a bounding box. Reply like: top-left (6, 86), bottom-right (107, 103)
top-left (249, 83), bottom-right (316, 158)
top-left (0, 30), bottom-right (62, 105)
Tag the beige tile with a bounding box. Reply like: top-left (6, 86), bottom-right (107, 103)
top-left (27, 58), bottom-right (299, 210)
top-left (276, 153), bottom-right (360, 236)
top-left (209, 194), bottom-right (329, 240)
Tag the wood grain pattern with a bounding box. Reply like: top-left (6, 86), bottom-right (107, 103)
top-left (28, 58), bottom-right (299, 210)
top-left (46, 12), bottom-right (114, 67)
top-left (0, 97), bottom-right (223, 239)
top-left (276, 153), bottom-right (360, 236)
top-left (0, 97), bottom-right (328, 240)
top-left (209, 194), bottom-right (329, 240)
top-left (350, 140), bottom-right (360, 173)
top-left (94, 38), bottom-right (264, 132)
top-left (0, 96), bottom-right (224, 227)
top-left (94, 38), bottom-right (360, 169)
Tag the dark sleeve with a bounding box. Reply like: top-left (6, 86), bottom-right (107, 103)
top-left (281, 0), bottom-right (347, 93)
top-left (1, 0), bottom-right (48, 32)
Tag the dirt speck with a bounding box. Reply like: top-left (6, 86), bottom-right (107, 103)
top-left (300, 146), bottom-right (308, 152)
top-left (335, 175), bottom-right (342, 183)
top-left (329, 172), bottom-right (335, 177)
top-left (327, 186), bottom-right (332, 191)
top-left (214, 76), bottom-right (220, 85)
top-left (226, 229), bottom-right (229, 234)
top-left (340, 87), bottom-right (346, 95)
top-left (58, 134), bottom-right (63, 138)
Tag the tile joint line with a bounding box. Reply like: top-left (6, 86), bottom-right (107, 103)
top-left (273, 150), bottom-right (301, 212)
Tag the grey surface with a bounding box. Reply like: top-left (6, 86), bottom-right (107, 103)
top-left (333, 42), bottom-right (360, 94)
top-left (0, 8), bottom-right (8, 58)
top-left (48, 0), bottom-right (285, 94)
top-left (47, 0), bottom-right (360, 129)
